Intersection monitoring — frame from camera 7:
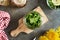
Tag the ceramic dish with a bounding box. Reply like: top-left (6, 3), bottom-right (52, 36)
top-left (46, 0), bottom-right (60, 9)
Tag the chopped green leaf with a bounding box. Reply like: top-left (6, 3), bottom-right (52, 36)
top-left (24, 11), bottom-right (41, 29)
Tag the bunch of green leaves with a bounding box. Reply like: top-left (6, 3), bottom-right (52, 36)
top-left (25, 11), bottom-right (41, 29)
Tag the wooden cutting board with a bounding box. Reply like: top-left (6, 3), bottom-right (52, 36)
top-left (10, 6), bottom-right (48, 37)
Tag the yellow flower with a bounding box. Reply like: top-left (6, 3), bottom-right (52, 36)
top-left (46, 29), bottom-right (59, 40)
top-left (39, 36), bottom-right (49, 40)
top-left (38, 27), bottom-right (60, 40)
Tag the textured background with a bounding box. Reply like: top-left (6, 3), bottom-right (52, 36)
top-left (0, 0), bottom-right (60, 40)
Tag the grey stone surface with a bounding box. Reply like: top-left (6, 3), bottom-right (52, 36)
top-left (0, 0), bottom-right (60, 40)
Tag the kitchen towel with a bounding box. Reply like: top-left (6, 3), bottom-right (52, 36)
top-left (0, 11), bottom-right (10, 40)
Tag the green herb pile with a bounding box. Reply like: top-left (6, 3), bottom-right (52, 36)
top-left (24, 11), bottom-right (41, 29)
